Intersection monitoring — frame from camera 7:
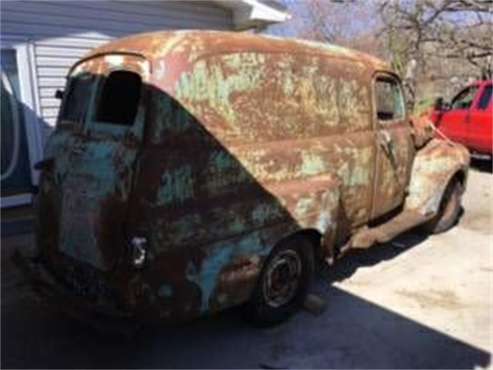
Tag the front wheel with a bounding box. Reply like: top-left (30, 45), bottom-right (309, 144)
top-left (423, 179), bottom-right (463, 234)
top-left (244, 237), bottom-right (314, 326)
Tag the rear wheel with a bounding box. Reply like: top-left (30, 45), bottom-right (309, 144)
top-left (244, 237), bottom-right (314, 326)
top-left (423, 179), bottom-right (463, 234)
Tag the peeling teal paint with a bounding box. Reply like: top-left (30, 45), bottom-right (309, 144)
top-left (165, 213), bottom-right (202, 246)
top-left (157, 165), bottom-right (194, 205)
top-left (187, 231), bottom-right (267, 313)
top-left (301, 151), bottom-right (326, 176)
top-left (252, 203), bottom-right (282, 224)
top-left (209, 150), bottom-right (234, 171)
top-left (349, 165), bottom-right (369, 186)
top-left (229, 217), bottom-right (246, 234)
top-left (55, 136), bottom-right (138, 270)
top-left (175, 53), bottom-right (267, 126)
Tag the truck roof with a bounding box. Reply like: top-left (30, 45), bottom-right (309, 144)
top-left (82, 30), bottom-right (390, 72)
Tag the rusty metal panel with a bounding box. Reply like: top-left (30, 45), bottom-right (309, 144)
top-left (406, 138), bottom-right (470, 216)
top-left (125, 41), bottom-right (379, 317)
top-left (81, 31), bottom-right (391, 72)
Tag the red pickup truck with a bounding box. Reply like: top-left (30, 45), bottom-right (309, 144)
top-left (431, 80), bottom-right (492, 159)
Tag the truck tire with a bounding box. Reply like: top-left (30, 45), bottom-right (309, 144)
top-left (423, 179), bottom-right (463, 234)
top-left (244, 236), bottom-right (314, 326)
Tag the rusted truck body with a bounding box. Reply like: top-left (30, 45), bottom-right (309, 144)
top-left (21, 31), bottom-right (469, 325)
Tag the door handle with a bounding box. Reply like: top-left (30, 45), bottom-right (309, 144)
top-left (378, 130), bottom-right (392, 152)
top-left (378, 130), bottom-right (397, 167)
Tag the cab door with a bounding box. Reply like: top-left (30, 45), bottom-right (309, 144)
top-left (468, 83), bottom-right (492, 154)
top-left (439, 85), bottom-right (479, 145)
top-left (371, 74), bottom-right (414, 219)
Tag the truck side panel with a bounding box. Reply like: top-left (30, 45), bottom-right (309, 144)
top-left (126, 51), bottom-right (377, 318)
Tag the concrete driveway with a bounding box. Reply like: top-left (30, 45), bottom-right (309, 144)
top-left (1, 162), bottom-right (491, 369)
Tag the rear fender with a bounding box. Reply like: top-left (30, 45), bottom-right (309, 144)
top-left (405, 139), bottom-right (469, 217)
top-left (280, 175), bottom-right (342, 261)
top-left (206, 176), bottom-right (343, 313)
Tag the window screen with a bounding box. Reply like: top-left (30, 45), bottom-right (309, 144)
top-left (477, 85), bottom-right (492, 110)
top-left (95, 71), bottom-right (142, 126)
top-left (375, 78), bottom-right (405, 122)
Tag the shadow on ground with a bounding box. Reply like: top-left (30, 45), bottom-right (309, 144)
top-left (470, 157), bottom-right (492, 174)
top-left (319, 230), bottom-right (429, 284)
top-left (2, 230), bottom-right (490, 369)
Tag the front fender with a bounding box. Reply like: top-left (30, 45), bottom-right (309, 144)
top-left (405, 139), bottom-right (469, 217)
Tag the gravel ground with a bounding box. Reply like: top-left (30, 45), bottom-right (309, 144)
top-left (1, 161), bottom-right (491, 369)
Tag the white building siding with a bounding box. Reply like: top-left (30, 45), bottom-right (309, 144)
top-left (1, 0), bottom-right (233, 138)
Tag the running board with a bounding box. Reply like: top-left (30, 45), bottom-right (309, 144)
top-left (349, 210), bottom-right (429, 250)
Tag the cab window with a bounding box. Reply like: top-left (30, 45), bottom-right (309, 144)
top-left (375, 77), bottom-right (405, 122)
top-left (477, 85), bottom-right (492, 110)
top-left (451, 86), bottom-right (478, 110)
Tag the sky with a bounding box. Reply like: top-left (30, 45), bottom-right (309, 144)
top-left (264, 0), bottom-right (382, 40)
top-left (263, 0), bottom-right (491, 41)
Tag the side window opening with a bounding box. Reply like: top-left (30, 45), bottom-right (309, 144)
top-left (450, 86), bottom-right (478, 110)
top-left (477, 85), bottom-right (492, 110)
top-left (95, 70), bottom-right (142, 126)
top-left (375, 77), bottom-right (405, 122)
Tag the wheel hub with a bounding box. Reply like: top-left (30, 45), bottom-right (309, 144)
top-left (262, 249), bottom-right (302, 308)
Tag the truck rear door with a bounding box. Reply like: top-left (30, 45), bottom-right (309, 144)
top-left (39, 54), bottom-right (149, 272)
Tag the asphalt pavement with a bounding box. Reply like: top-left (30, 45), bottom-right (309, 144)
top-left (1, 161), bottom-right (491, 369)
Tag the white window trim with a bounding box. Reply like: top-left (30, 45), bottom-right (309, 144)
top-left (0, 193), bottom-right (32, 208)
top-left (1, 36), bottom-right (43, 208)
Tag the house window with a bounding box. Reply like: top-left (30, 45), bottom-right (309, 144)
top-left (95, 71), bottom-right (142, 126)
